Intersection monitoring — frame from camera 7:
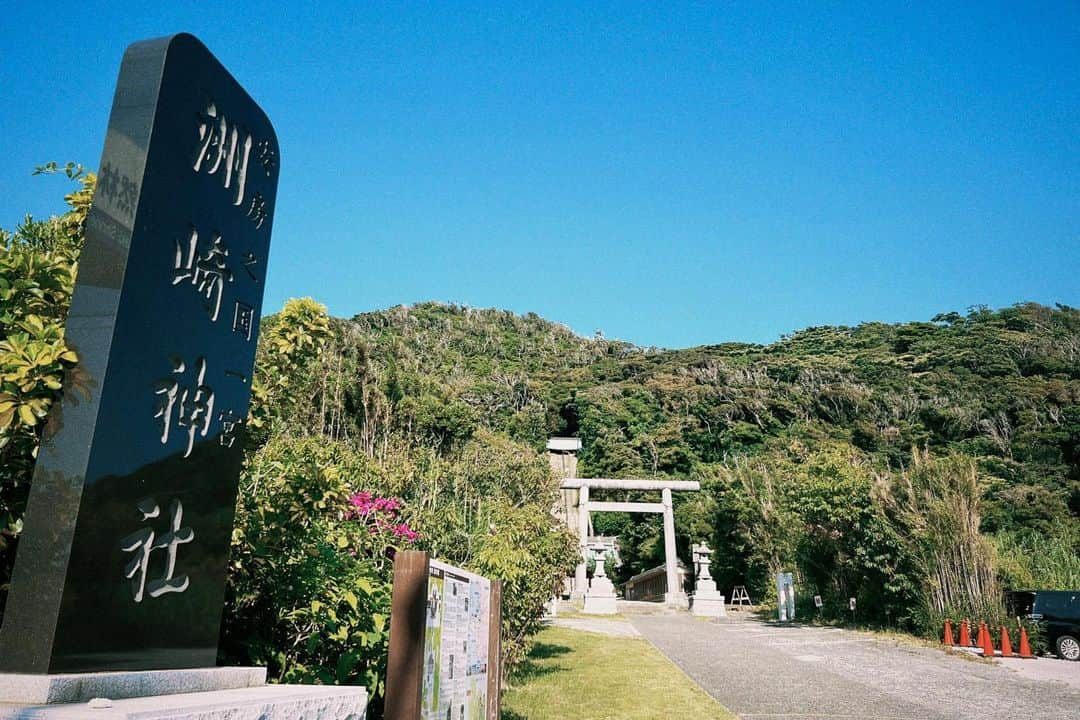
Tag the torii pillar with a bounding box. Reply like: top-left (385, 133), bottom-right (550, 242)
top-left (661, 487), bottom-right (683, 605)
top-left (575, 484), bottom-right (589, 600)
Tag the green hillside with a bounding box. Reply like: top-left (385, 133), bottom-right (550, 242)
top-left (348, 300), bottom-right (1078, 522)
top-left (340, 301), bottom-right (1079, 621)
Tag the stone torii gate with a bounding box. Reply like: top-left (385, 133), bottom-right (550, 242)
top-left (547, 438), bottom-right (700, 606)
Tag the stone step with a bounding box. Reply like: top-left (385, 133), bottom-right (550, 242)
top-left (615, 600), bottom-right (683, 616)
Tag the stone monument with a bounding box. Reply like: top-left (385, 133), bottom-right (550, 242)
top-left (689, 543), bottom-right (726, 618)
top-left (583, 554), bottom-right (617, 615)
top-left (0, 33), bottom-right (365, 719)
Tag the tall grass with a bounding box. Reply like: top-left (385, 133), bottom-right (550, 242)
top-left (879, 451), bottom-right (1004, 632)
top-left (995, 522), bottom-right (1080, 590)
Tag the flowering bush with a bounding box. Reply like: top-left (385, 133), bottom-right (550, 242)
top-left (346, 491), bottom-right (419, 543)
top-left (223, 439), bottom-right (398, 700)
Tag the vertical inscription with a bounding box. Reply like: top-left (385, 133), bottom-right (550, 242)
top-left (121, 499), bottom-right (195, 602)
top-left (193, 100), bottom-right (252, 206)
top-left (125, 89), bottom-right (276, 600)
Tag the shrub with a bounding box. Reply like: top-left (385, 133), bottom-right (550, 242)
top-left (222, 436), bottom-right (402, 699)
top-left (0, 164), bottom-right (91, 623)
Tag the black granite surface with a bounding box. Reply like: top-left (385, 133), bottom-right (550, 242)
top-left (0, 33), bottom-right (278, 673)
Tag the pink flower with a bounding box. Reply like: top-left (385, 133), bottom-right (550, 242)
top-left (373, 497), bottom-right (403, 513)
top-left (348, 491), bottom-right (373, 507)
top-left (391, 523), bottom-right (419, 542)
top-left (347, 492), bottom-right (379, 518)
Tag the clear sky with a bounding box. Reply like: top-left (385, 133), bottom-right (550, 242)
top-left (1, 2), bottom-right (1077, 348)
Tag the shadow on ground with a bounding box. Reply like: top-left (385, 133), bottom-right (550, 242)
top-left (507, 642), bottom-right (571, 684)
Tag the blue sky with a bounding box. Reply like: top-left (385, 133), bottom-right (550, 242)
top-left (1, 2), bottom-right (1077, 348)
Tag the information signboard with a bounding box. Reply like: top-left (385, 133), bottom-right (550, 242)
top-left (385, 551), bottom-right (502, 720)
top-left (421, 560), bottom-right (492, 720)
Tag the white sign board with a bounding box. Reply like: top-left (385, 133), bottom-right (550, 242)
top-left (421, 559), bottom-right (492, 720)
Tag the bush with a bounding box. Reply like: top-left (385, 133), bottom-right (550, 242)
top-left (880, 451), bottom-right (1003, 635)
top-left (221, 436), bottom-right (402, 699)
top-left (0, 164), bottom-right (91, 624)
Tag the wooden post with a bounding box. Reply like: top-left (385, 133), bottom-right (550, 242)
top-left (485, 580), bottom-right (503, 720)
top-left (384, 550), bottom-right (430, 720)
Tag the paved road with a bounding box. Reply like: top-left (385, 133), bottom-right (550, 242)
top-left (630, 613), bottom-right (1080, 720)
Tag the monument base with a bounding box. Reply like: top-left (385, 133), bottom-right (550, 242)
top-left (0, 667), bottom-right (266, 705)
top-left (690, 592), bottom-right (727, 618)
top-left (0, 684), bottom-right (367, 719)
top-left (583, 592), bottom-right (617, 614)
top-left (583, 574), bottom-right (618, 615)
top-left (664, 592), bottom-right (689, 608)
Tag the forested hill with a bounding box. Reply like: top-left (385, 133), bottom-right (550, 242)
top-left (346, 301), bottom-right (1080, 534)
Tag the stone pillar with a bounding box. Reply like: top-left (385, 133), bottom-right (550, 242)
top-left (573, 484), bottom-right (589, 601)
top-left (662, 488), bottom-right (683, 605)
top-left (690, 543), bottom-right (726, 617)
top-left (547, 438), bottom-right (582, 600)
top-left (547, 439), bottom-right (580, 479)
top-left (583, 552), bottom-right (617, 614)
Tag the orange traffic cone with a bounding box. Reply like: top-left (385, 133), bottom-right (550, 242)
top-left (943, 619), bottom-right (955, 646)
top-left (959, 619), bottom-right (971, 646)
top-left (977, 623), bottom-right (991, 656)
top-left (1000, 626), bottom-right (1014, 657)
top-left (1018, 624), bottom-right (1035, 659)
top-left (981, 623), bottom-right (996, 657)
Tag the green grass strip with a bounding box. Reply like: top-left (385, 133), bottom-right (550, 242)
top-left (502, 625), bottom-right (736, 720)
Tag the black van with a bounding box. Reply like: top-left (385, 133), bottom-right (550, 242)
top-left (1008, 590), bottom-right (1080, 660)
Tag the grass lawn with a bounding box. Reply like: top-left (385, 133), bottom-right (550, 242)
top-left (501, 625), bottom-right (736, 720)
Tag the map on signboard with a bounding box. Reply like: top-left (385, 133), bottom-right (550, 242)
top-left (422, 560), bottom-right (491, 720)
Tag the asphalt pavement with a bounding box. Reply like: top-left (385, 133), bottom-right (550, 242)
top-left (629, 613), bottom-right (1080, 720)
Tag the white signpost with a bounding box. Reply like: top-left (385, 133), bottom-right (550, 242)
top-left (776, 572), bottom-right (795, 621)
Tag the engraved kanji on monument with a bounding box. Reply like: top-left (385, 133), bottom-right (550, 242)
top-left (0, 33), bottom-right (279, 673)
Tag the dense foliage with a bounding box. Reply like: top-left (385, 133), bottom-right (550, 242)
top-left (341, 300), bottom-right (1078, 633)
top-left (228, 296), bottom-right (578, 705)
top-left (0, 163), bottom-right (91, 616)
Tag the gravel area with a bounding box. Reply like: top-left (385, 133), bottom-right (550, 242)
top-left (630, 613), bottom-right (1080, 719)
